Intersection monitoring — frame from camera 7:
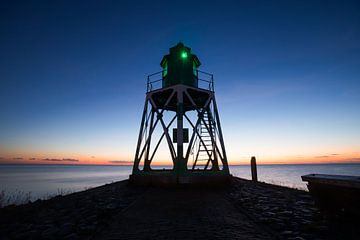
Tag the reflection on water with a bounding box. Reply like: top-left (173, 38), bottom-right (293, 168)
top-left (1, 164), bottom-right (359, 200)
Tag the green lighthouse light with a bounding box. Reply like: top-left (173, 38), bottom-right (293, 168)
top-left (160, 42), bottom-right (201, 88)
top-left (181, 51), bottom-right (188, 59)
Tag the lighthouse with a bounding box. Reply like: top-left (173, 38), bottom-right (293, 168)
top-left (130, 43), bottom-right (230, 185)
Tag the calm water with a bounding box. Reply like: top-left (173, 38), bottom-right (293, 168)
top-left (1, 164), bottom-right (359, 201)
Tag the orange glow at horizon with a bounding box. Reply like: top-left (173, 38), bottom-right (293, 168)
top-left (0, 151), bottom-right (359, 165)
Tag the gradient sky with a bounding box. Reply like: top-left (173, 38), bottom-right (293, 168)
top-left (1, 0), bottom-right (359, 165)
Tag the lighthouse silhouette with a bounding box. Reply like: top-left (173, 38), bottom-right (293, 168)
top-left (130, 43), bottom-right (230, 186)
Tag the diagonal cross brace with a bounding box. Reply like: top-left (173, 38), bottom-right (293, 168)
top-left (137, 91), bottom-right (177, 164)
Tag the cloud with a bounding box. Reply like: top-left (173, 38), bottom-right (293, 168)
top-left (109, 160), bottom-right (133, 164)
top-left (42, 158), bottom-right (79, 162)
top-left (42, 158), bottom-right (62, 162)
top-left (91, 156), bottom-right (95, 158)
top-left (13, 157), bottom-right (23, 160)
top-left (315, 154), bottom-right (341, 158)
top-left (62, 158), bottom-right (79, 162)
top-left (29, 158), bottom-right (37, 160)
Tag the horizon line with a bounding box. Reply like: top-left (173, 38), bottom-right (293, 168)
top-left (1, 162), bottom-right (359, 166)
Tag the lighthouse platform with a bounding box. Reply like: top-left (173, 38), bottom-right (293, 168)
top-left (129, 170), bottom-right (231, 186)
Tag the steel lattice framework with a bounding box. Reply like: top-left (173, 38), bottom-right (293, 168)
top-left (132, 83), bottom-right (229, 176)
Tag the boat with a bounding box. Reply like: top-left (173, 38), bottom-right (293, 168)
top-left (301, 174), bottom-right (360, 215)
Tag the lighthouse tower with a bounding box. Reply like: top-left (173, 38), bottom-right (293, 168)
top-left (130, 43), bottom-right (230, 185)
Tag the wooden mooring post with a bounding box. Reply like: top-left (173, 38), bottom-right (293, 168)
top-left (251, 156), bottom-right (258, 182)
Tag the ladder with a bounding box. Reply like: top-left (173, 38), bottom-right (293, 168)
top-left (192, 111), bottom-right (216, 170)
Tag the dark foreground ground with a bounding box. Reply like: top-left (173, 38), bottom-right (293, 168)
top-left (0, 177), bottom-right (359, 240)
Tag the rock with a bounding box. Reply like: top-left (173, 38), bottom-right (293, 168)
top-left (258, 217), bottom-right (275, 223)
top-left (313, 225), bottom-right (328, 232)
top-left (301, 208), bottom-right (313, 214)
top-left (106, 203), bottom-right (117, 210)
top-left (299, 194), bottom-right (312, 200)
top-left (264, 211), bottom-right (276, 217)
top-left (264, 217), bottom-right (278, 223)
top-left (281, 230), bottom-right (293, 236)
top-left (41, 226), bottom-right (59, 239)
top-left (278, 210), bottom-right (293, 216)
top-left (78, 224), bottom-right (96, 235)
top-left (293, 237), bottom-right (306, 240)
top-left (37, 224), bottom-right (53, 231)
top-left (13, 230), bottom-right (39, 240)
top-left (64, 233), bottom-right (78, 240)
top-left (272, 222), bottom-right (286, 230)
top-left (300, 219), bottom-right (311, 225)
top-left (295, 200), bottom-right (307, 205)
top-left (59, 222), bottom-right (75, 236)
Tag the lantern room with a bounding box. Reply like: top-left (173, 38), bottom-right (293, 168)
top-left (160, 42), bottom-right (201, 88)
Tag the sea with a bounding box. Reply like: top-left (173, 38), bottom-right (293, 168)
top-left (1, 163), bottom-right (359, 204)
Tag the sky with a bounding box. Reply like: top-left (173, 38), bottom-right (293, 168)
top-left (0, 0), bottom-right (359, 165)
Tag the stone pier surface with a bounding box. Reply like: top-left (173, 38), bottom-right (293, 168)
top-left (0, 177), bottom-right (358, 240)
top-left (94, 187), bottom-right (273, 240)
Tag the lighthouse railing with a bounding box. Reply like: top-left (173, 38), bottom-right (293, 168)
top-left (146, 70), bottom-right (214, 93)
top-left (147, 71), bottom-right (163, 92)
top-left (197, 70), bottom-right (214, 92)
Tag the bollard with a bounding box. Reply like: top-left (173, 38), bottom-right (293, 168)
top-left (251, 156), bottom-right (258, 182)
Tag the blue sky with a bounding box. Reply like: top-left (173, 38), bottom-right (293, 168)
top-left (0, 0), bottom-right (359, 164)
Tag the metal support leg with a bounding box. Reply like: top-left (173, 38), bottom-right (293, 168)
top-left (176, 90), bottom-right (185, 175)
top-left (132, 99), bottom-right (148, 173)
